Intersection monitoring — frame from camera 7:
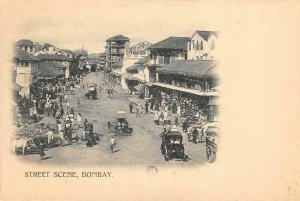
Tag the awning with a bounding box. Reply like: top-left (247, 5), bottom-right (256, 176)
top-left (126, 64), bottom-right (141, 73)
top-left (13, 83), bottom-right (23, 91)
top-left (133, 84), bottom-right (144, 91)
top-left (153, 82), bottom-right (220, 97)
top-left (124, 74), bottom-right (139, 80)
top-left (112, 61), bottom-right (123, 68)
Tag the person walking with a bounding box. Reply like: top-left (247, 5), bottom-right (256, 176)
top-left (77, 98), bottom-right (80, 108)
top-left (110, 135), bottom-right (115, 153)
top-left (47, 128), bottom-right (54, 149)
top-left (64, 94), bottom-right (67, 102)
top-left (129, 102), bottom-right (133, 114)
top-left (77, 113), bottom-right (82, 129)
top-left (66, 101), bottom-right (70, 111)
top-left (175, 114), bottom-right (179, 126)
top-left (39, 143), bottom-right (46, 160)
top-left (145, 102), bottom-right (149, 114)
top-left (60, 107), bottom-right (64, 119)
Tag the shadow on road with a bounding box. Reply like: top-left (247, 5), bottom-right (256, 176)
top-left (43, 156), bottom-right (53, 160)
top-left (62, 143), bottom-right (72, 147)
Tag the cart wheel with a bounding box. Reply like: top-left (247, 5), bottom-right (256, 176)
top-left (164, 147), bottom-right (169, 161)
top-left (58, 139), bottom-right (63, 146)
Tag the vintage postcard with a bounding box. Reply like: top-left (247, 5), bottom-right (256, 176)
top-left (0, 0), bottom-right (300, 200)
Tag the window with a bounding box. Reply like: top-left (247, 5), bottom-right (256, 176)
top-left (18, 73), bottom-right (25, 82)
top-left (200, 41), bottom-right (203, 50)
top-left (196, 41), bottom-right (199, 50)
top-left (20, 62), bottom-right (29, 67)
top-left (211, 40), bottom-right (215, 50)
top-left (188, 42), bottom-right (191, 51)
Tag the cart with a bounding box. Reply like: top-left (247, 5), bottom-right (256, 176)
top-left (107, 111), bottom-right (133, 136)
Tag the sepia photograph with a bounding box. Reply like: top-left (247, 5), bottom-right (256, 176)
top-left (11, 31), bottom-right (219, 166)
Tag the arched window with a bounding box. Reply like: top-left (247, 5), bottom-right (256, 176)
top-left (196, 41), bottom-right (199, 50)
top-left (211, 40), bottom-right (215, 50)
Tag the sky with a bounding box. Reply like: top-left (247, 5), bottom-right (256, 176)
top-left (2, 0), bottom-right (222, 54)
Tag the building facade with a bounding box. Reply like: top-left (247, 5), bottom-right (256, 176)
top-left (154, 60), bottom-right (219, 121)
top-left (13, 48), bottom-right (40, 97)
top-left (105, 35), bottom-right (130, 69)
top-left (120, 41), bottom-right (151, 91)
top-left (187, 31), bottom-right (218, 60)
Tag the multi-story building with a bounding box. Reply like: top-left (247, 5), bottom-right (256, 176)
top-left (147, 36), bottom-right (190, 83)
top-left (187, 31), bottom-right (218, 60)
top-left (105, 34), bottom-right (130, 69)
top-left (120, 41), bottom-right (151, 90)
top-left (155, 60), bottom-right (219, 121)
top-left (13, 48), bottom-right (40, 97)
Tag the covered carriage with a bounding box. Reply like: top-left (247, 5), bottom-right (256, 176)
top-left (107, 111), bottom-right (133, 136)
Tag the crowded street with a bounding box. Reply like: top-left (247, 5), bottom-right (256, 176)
top-left (17, 72), bottom-right (207, 167)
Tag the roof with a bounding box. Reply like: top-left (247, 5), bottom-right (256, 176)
top-left (14, 48), bottom-right (40, 61)
top-left (126, 64), bottom-right (141, 72)
top-left (40, 62), bottom-right (68, 70)
top-left (88, 53), bottom-right (102, 59)
top-left (61, 49), bottom-right (74, 54)
top-left (43, 43), bottom-right (55, 49)
top-left (37, 54), bottom-right (70, 61)
top-left (13, 83), bottom-right (23, 91)
top-left (38, 63), bottom-right (64, 78)
top-left (135, 56), bottom-right (150, 65)
top-left (156, 60), bottom-right (218, 77)
top-left (195, 31), bottom-right (219, 41)
top-left (16, 39), bottom-right (34, 47)
top-left (148, 37), bottom-right (190, 51)
top-left (165, 131), bottom-right (182, 137)
top-left (107, 34), bottom-right (130, 42)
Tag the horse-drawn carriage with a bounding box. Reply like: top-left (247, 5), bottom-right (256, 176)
top-left (107, 111), bottom-right (133, 136)
top-left (160, 130), bottom-right (188, 161)
top-left (85, 85), bottom-right (98, 99)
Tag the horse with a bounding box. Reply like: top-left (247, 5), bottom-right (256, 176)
top-left (11, 138), bottom-right (32, 155)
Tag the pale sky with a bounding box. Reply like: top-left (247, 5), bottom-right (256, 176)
top-left (2, 0), bottom-right (222, 54)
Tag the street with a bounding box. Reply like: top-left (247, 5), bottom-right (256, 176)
top-left (19, 72), bottom-right (206, 167)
